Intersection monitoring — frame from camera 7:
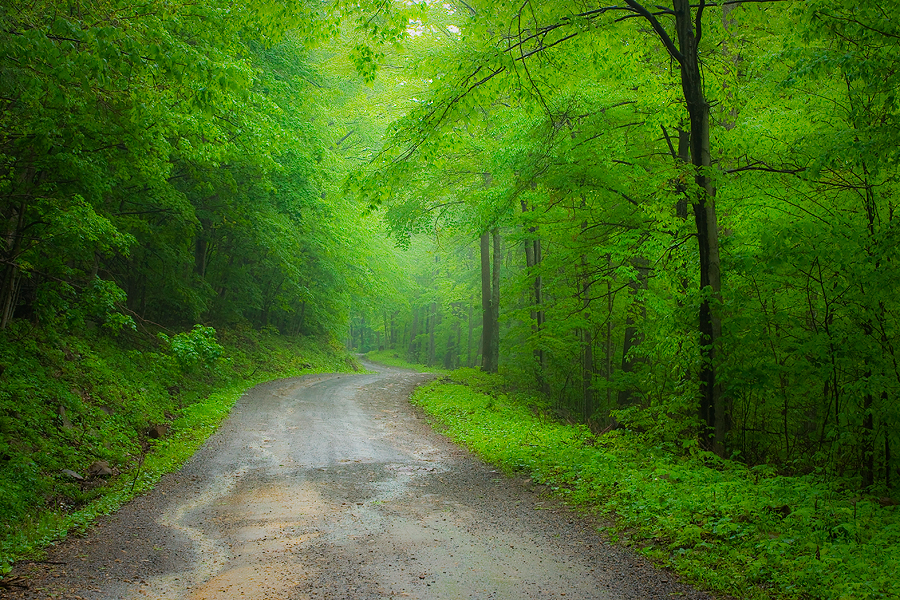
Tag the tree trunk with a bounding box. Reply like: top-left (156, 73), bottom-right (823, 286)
top-left (467, 302), bottom-right (474, 367)
top-left (521, 200), bottom-right (546, 379)
top-left (606, 254), bottom-right (614, 416)
top-left (491, 228), bottom-right (501, 368)
top-left (194, 237), bottom-right (208, 277)
top-left (428, 301), bottom-right (438, 366)
top-left (408, 306), bottom-right (420, 362)
top-left (0, 201), bottom-right (27, 330)
top-left (454, 307), bottom-right (462, 368)
top-left (390, 311), bottom-right (396, 348)
top-left (577, 221), bottom-right (595, 422)
top-left (480, 230), bottom-right (499, 373)
top-left (298, 301), bottom-right (307, 335)
top-left (672, 0), bottom-right (727, 456)
top-left (862, 386), bottom-right (874, 489)
top-left (617, 257), bottom-right (650, 407)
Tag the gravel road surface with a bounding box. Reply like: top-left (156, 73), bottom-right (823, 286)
top-left (7, 362), bottom-right (718, 599)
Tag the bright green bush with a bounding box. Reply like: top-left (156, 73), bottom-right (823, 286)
top-left (159, 324), bottom-right (224, 372)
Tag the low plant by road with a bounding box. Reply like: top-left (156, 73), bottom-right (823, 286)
top-left (411, 368), bottom-right (899, 600)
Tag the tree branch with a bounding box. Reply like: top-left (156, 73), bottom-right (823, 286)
top-left (624, 0), bottom-right (685, 63)
top-left (724, 160), bottom-right (806, 175)
top-left (695, 0), bottom-right (705, 45)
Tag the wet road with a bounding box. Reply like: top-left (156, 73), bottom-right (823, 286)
top-left (9, 362), bottom-right (714, 600)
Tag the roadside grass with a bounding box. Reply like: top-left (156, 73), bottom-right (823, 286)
top-left (0, 323), bottom-right (357, 575)
top-left (363, 349), bottom-right (451, 375)
top-left (409, 368), bottom-right (900, 600)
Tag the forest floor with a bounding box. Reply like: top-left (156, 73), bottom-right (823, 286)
top-left (4, 361), bottom-right (721, 599)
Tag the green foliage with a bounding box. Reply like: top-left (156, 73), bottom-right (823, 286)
top-left (159, 325), bottom-right (224, 373)
top-left (412, 370), bottom-right (900, 600)
top-left (0, 0), bottom-right (406, 343)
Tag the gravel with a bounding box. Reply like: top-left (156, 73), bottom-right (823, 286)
top-left (6, 361), bottom-right (723, 600)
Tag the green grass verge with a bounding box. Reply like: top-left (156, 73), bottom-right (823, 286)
top-left (410, 368), bottom-right (899, 600)
top-left (364, 349), bottom-right (451, 374)
top-left (0, 323), bottom-right (358, 575)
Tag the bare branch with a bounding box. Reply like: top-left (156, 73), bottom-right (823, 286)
top-left (695, 0), bottom-right (705, 45)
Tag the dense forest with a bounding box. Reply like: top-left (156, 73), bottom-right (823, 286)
top-left (1, 0), bottom-right (898, 594)
top-left (0, 0), bottom-right (415, 339)
top-left (348, 0), bottom-right (900, 494)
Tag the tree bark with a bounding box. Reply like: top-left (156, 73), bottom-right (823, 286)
top-left (617, 256), bottom-right (650, 407)
top-left (480, 228), bottom-right (501, 373)
top-left (0, 201), bottom-right (27, 330)
top-left (672, 0), bottom-right (727, 456)
top-left (580, 256), bottom-right (594, 423)
top-left (480, 231), bottom-right (496, 372)
top-left (428, 301), bottom-right (438, 366)
top-left (467, 302), bottom-right (474, 367)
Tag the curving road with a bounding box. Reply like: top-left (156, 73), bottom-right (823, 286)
top-left (9, 362), bottom-right (716, 600)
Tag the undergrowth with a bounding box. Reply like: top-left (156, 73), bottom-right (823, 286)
top-left (410, 367), bottom-right (900, 600)
top-left (0, 322), bottom-right (357, 575)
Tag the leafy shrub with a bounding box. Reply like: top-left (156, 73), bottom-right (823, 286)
top-left (159, 325), bottom-right (224, 372)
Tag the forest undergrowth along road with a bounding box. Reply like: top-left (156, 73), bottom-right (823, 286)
top-left (6, 361), bottom-right (715, 600)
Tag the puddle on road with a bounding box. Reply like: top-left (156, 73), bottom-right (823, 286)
top-left (134, 479), bottom-right (336, 600)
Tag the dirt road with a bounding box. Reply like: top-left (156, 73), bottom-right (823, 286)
top-left (9, 362), bottom-right (715, 599)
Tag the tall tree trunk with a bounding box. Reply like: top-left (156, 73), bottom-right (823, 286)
top-left (580, 255), bottom-right (594, 423)
top-left (617, 257), bottom-right (650, 407)
top-left (467, 302), bottom-right (474, 367)
top-left (298, 301), bottom-right (306, 335)
top-left (605, 254), bottom-right (614, 417)
top-left (521, 200), bottom-right (546, 380)
top-left (390, 311), bottom-right (397, 348)
top-left (408, 306), bottom-right (420, 362)
top-left (886, 434), bottom-right (892, 489)
top-left (480, 229), bottom-right (500, 373)
top-left (577, 219), bottom-right (595, 422)
top-left (533, 238), bottom-right (545, 382)
top-left (454, 307), bottom-right (462, 368)
top-left (480, 230), bottom-right (494, 372)
top-left (491, 227), bottom-right (501, 368)
top-left (672, 0), bottom-right (726, 456)
top-left (0, 201), bottom-right (27, 330)
top-left (861, 384), bottom-right (874, 489)
top-left (428, 301), bottom-right (437, 366)
top-left (194, 237), bottom-right (208, 277)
